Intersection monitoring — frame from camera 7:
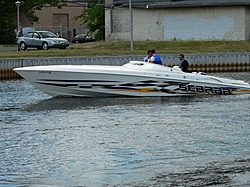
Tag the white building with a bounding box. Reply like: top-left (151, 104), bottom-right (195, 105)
top-left (105, 0), bottom-right (250, 41)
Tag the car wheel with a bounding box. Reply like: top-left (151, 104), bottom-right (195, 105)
top-left (20, 42), bottom-right (27, 51)
top-left (42, 42), bottom-right (49, 50)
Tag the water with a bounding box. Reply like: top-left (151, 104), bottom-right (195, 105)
top-left (1, 72), bottom-right (250, 187)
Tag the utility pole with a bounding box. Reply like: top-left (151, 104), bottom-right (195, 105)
top-left (15, 1), bottom-right (21, 32)
top-left (129, 0), bottom-right (133, 52)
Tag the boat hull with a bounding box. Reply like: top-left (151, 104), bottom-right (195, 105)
top-left (14, 61), bottom-right (250, 97)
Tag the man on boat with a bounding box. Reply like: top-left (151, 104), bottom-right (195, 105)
top-left (144, 50), bottom-right (153, 62)
top-left (149, 49), bottom-right (162, 65)
top-left (179, 54), bottom-right (189, 72)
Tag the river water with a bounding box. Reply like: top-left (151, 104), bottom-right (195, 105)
top-left (0, 72), bottom-right (250, 187)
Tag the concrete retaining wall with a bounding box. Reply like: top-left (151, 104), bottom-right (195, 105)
top-left (1, 53), bottom-right (250, 80)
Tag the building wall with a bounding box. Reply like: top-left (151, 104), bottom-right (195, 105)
top-left (105, 6), bottom-right (249, 41)
top-left (20, 2), bottom-right (87, 41)
top-left (245, 6), bottom-right (250, 39)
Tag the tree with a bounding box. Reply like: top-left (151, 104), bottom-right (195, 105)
top-left (0, 0), bottom-right (66, 44)
top-left (73, 0), bottom-right (105, 41)
top-left (0, 1), bottom-right (19, 44)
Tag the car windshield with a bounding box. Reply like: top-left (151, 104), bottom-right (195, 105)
top-left (38, 31), bottom-right (57, 38)
top-left (23, 28), bottom-right (36, 36)
top-left (76, 34), bottom-right (87, 38)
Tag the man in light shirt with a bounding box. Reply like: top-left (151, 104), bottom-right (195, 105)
top-left (144, 50), bottom-right (153, 62)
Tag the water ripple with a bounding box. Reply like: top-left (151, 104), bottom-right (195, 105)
top-left (1, 74), bottom-right (250, 186)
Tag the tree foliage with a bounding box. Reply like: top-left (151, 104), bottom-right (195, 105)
top-left (0, 0), bottom-right (66, 44)
top-left (73, 0), bottom-right (105, 41)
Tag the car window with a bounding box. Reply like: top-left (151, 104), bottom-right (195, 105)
top-left (78, 34), bottom-right (86, 38)
top-left (38, 31), bottom-right (57, 38)
top-left (26, 33), bottom-right (33, 38)
top-left (33, 33), bottom-right (40, 38)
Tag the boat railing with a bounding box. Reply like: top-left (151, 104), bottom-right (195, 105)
top-left (1, 53), bottom-right (250, 80)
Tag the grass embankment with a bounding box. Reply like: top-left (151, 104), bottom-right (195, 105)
top-left (1, 40), bottom-right (250, 58)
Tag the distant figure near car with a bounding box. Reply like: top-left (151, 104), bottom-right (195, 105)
top-left (17, 28), bottom-right (23, 38)
top-left (17, 28), bottom-right (24, 51)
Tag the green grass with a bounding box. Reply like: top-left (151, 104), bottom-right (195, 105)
top-left (1, 40), bottom-right (250, 58)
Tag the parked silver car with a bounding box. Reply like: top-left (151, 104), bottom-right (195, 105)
top-left (17, 31), bottom-right (70, 50)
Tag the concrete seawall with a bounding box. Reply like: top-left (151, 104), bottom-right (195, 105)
top-left (1, 53), bottom-right (250, 80)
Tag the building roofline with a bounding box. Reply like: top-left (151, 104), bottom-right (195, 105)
top-left (113, 1), bottom-right (250, 9)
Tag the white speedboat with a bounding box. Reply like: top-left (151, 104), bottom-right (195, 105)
top-left (14, 61), bottom-right (250, 97)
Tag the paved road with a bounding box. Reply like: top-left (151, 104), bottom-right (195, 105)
top-left (0, 45), bottom-right (17, 52)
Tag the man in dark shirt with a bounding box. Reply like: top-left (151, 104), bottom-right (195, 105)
top-left (179, 54), bottom-right (189, 72)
